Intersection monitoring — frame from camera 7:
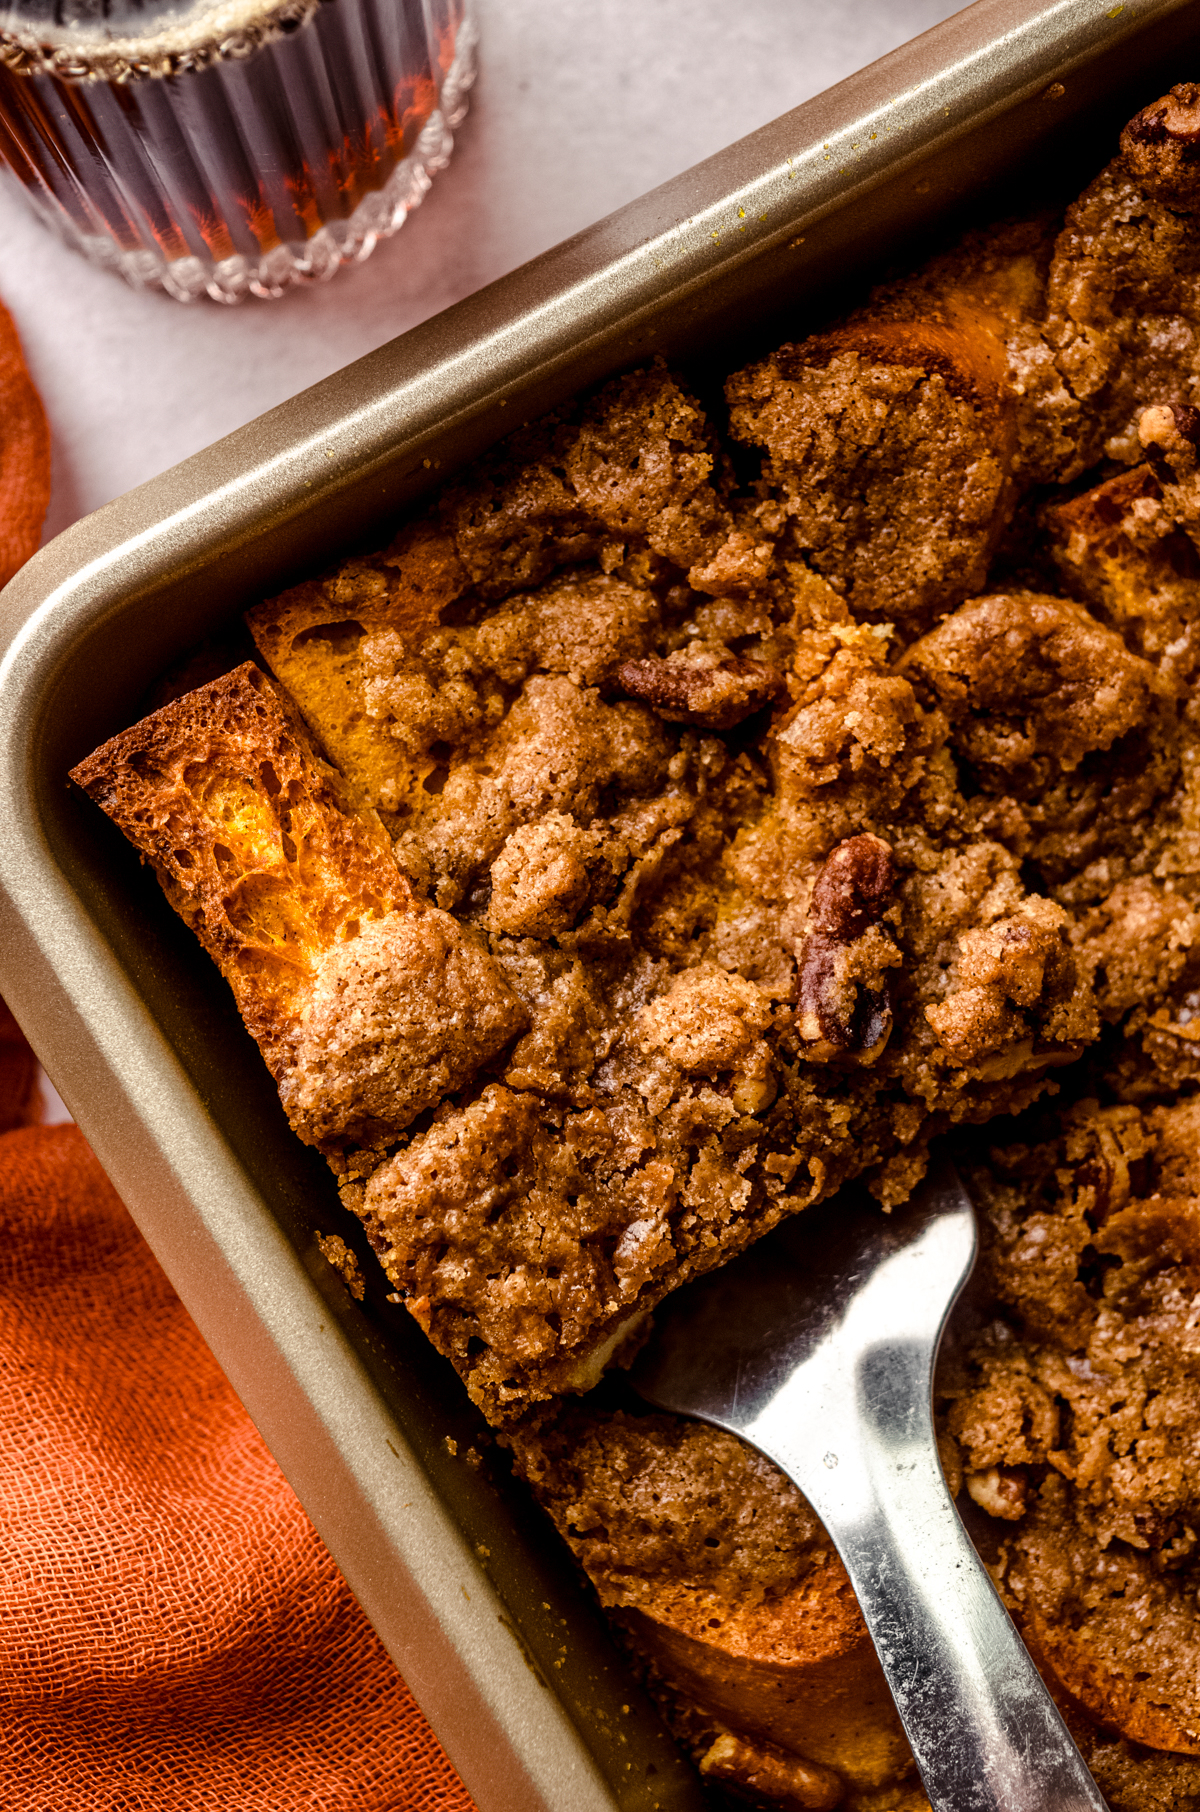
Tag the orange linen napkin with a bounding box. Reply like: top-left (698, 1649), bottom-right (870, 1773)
top-left (0, 297), bottom-right (51, 589)
top-left (0, 1026), bottom-right (479, 1811)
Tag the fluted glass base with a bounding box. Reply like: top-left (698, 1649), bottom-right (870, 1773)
top-left (0, 2), bottom-right (475, 303)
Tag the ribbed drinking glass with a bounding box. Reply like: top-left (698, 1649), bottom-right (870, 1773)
top-left (0, 0), bottom-right (475, 300)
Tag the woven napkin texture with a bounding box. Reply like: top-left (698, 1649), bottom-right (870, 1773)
top-left (0, 296), bottom-right (51, 589)
top-left (0, 1008), bottom-right (478, 1812)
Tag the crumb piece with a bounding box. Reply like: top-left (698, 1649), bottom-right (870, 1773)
top-left (926, 896), bottom-right (1091, 1071)
top-left (562, 362), bottom-right (731, 570)
top-left (316, 1232), bottom-right (365, 1300)
top-left (699, 1730), bottom-right (842, 1810)
top-left (903, 591), bottom-right (1163, 776)
top-left (285, 910), bottom-right (528, 1148)
top-left (1121, 83), bottom-right (1200, 210)
top-left (441, 360), bottom-right (729, 594)
top-left (726, 318), bottom-right (1016, 620)
top-left (1139, 400), bottom-right (1200, 478)
top-left (395, 676), bottom-right (674, 910)
top-left (964, 1466), bottom-right (1028, 1522)
top-left (1075, 880), bottom-right (1200, 1023)
top-left (638, 965), bottom-right (772, 1074)
top-left (1043, 134), bottom-right (1200, 466)
top-left (488, 814), bottom-right (595, 938)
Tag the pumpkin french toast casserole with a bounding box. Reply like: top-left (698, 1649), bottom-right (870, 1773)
top-left (72, 78), bottom-right (1200, 1811)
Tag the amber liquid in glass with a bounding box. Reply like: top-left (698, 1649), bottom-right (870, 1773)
top-left (0, 0), bottom-right (470, 297)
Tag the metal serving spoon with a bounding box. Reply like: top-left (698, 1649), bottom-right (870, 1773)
top-left (629, 1159), bottom-right (1107, 1812)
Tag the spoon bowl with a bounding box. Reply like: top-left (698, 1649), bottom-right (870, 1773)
top-left (629, 1158), bottom-right (1106, 1812)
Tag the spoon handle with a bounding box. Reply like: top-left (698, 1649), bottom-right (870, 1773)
top-left (756, 1374), bottom-right (1107, 1812)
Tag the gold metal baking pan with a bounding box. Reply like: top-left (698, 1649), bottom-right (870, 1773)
top-left (2, 1), bottom-right (1198, 1805)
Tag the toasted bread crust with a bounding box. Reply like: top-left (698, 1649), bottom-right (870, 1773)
top-left (246, 520), bottom-right (470, 819)
top-left (70, 664), bottom-right (525, 1159)
top-left (71, 663), bottom-right (407, 1073)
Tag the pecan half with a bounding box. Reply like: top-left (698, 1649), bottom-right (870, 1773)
top-left (795, 835), bottom-right (897, 1064)
top-left (616, 654), bottom-right (783, 729)
top-left (797, 936), bottom-right (893, 1060)
top-left (1070, 1109), bottom-right (1136, 1227)
top-left (1121, 83), bottom-right (1200, 207)
top-left (809, 832), bottom-right (895, 939)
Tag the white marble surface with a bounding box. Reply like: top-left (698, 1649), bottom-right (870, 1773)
top-left (0, 0), bottom-right (968, 545)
